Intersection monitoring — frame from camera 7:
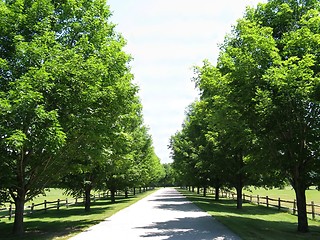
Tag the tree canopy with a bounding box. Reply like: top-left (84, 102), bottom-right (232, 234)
top-left (170, 0), bottom-right (320, 233)
top-left (0, 0), bottom-right (162, 235)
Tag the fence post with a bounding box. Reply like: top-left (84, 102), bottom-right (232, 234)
top-left (257, 195), bottom-right (260, 205)
top-left (9, 204), bottom-right (12, 220)
top-left (266, 196), bottom-right (269, 207)
top-left (44, 200), bottom-right (47, 212)
top-left (250, 195), bottom-right (252, 203)
top-left (94, 194), bottom-right (96, 203)
top-left (66, 198), bottom-right (69, 208)
top-left (243, 194), bottom-right (245, 202)
top-left (311, 201), bottom-right (315, 220)
top-left (293, 200), bottom-right (296, 215)
top-left (57, 199), bottom-right (60, 210)
top-left (278, 198), bottom-right (281, 211)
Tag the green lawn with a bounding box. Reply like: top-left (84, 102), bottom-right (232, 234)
top-left (30, 189), bottom-right (70, 205)
top-left (242, 186), bottom-right (320, 219)
top-left (243, 186), bottom-right (320, 204)
top-left (0, 189), bottom-right (157, 240)
top-left (179, 189), bottom-right (320, 240)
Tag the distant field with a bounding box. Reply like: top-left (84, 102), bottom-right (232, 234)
top-left (243, 186), bottom-right (320, 204)
top-left (0, 188), bottom-right (69, 209)
top-left (242, 186), bottom-right (320, 220)
top-left (31, 188), bottom-right (70, 205)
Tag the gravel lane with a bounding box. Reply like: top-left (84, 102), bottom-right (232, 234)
top-left (69, 188), bottom-right (241, 240)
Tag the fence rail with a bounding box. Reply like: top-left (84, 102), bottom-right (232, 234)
top-left (0, 189), bottom-right (135, 220)
top-left (217, 189), bottom-right (320, 220)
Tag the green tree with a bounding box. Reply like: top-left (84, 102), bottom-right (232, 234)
top-left (170, 118), bottom-right (201, 191)
top-left (170, 102), bottom-right (214, 195)
top-left (197, 0), bottom-right (320, 232)
top-left (194, 61), bottom-right (261, 208)
top-left (247, 1), bottom-right (320, 232)
top-left (0, 0), bottom-right (134, 235)
top-left (160, 163), bottom-right (177, 187)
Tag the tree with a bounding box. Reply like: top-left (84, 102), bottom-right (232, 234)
top-left (170, 112), bottom-right (202, 191)
top-left (0, 0), bottom-right (134, 235)
top-left (160, 163), bottom-right (177, 187)
top-left (170, 101), bottom-right (219, 196)
top-left (246, 1), bottom-right (320, 232)
top-left (254, 54), bottom-right (320, 232)
top-left (195, 0), bottom-right (320, 232)
top-left (194, 62), bottom-right (260, 207)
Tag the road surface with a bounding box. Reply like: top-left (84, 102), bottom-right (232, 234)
top-left (70, 188), bottom-right (241, 240)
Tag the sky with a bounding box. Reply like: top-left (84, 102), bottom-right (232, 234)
top-left (107, 0), bottom-right (267, 163)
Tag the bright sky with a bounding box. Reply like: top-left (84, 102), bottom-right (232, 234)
top-left (107, 0), bottom-right (267, 163)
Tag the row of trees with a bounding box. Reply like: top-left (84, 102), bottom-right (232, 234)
top-left (0, 0), bottom-right (164, 236)
top-left (170, 0), bottom-right (320, 233)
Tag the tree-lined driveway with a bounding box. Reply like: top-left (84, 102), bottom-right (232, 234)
top-left (70, 188), bottom-right (241, 239)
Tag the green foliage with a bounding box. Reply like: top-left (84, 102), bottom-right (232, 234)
top-left (159, 163), bottom-right (177, 187)
top-left (172, 0), bottom-right (320, 233)
top-left (0, 0), bottom-right (160, 235)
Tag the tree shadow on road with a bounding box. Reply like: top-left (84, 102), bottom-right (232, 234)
top-left (154, 202), bottom-right (203, 212)
top-left (136, 215), bottom-right (239, 240)
top-left (149, 197), bottom-right (186, 202)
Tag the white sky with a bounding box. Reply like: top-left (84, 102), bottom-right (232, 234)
top-left (107, 0), bottom-right (267, 163)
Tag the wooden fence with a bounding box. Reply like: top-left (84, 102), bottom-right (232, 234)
top-left (218, 189), bottom-right (320, 220)
top-left (0, 190), bottom-right (129, 220)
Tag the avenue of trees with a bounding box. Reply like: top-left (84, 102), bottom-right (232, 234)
top-left (0, 0), bottom-right (164, 236)
top-left (170, 0), bottom-right (320, 233)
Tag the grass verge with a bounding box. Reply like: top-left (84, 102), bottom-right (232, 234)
top-left (178, 189), bottom-right (320, 240)
top-left (0, 189), bottom-right (157, 240)
top-left (243, 186), bottom-right (320, 204)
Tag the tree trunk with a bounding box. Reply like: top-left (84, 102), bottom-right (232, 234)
top-left (133, 187), bottom-right (136, 195)
top-left (235, 152), bottom-right (244, 209)
top-left (293, 177), bottom-right (308, 232)
top-left (84, 185), bottom-right (91, 212)
top-left (203, 187), bottom-right (207, 197)
top-left (110, 189), bottom-right (116, 204)
top-left (197, 187), bottom-right (200, 194)
top-left (215, 186), bottom-right (220, 201)
top-left (192, 186), bottom-right (195, 192)
top-left (12, 190), bottom-right (26, 236)
top-left (125, 190), bottom-right (128, 198)
top-left (236, 185), bottom-right (243, 209)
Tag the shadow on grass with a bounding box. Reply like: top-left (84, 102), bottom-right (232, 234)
top-left (185, 194), bottom-right (278, 216)
top-left (179, 190), bottom-right (320, 240)
top-left (0, 219), bottom-right (100, 240)
top-left (215, 215), bottom-right (320, 240)
top-left (0, 197), bottom-right (135, 240)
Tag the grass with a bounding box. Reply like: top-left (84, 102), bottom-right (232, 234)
top-left (243, 186), bottom-right (320, 219)
top-left (243, 186), bottom-right (320, 204)
top-left (30, 189), bottom-right (70, 205)
top-left (178, 189), bottom-right (320, 240)
top-left (0, 189), bottom-right (157, 240)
